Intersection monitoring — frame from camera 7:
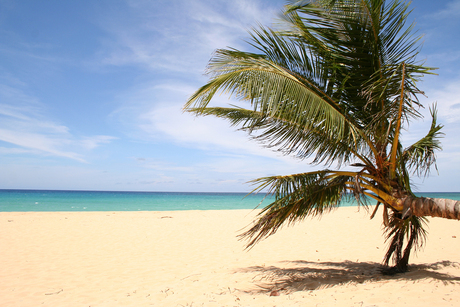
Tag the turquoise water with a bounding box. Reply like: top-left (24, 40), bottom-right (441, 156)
top-left (0, 190), bottom-right (272, 212)
top-left (0, 189), bottom-right (458, 212)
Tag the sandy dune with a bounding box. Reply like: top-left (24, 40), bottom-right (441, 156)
top-left (1, 207), bottom-right (459, 306)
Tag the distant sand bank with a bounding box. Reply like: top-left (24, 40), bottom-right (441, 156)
top-left (1, 207), bottom-right (460, 306)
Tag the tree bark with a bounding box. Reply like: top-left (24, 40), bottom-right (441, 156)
top-left (405, 197), bottom-right (460, 220)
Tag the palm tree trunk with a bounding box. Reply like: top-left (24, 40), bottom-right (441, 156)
top-left (382, 197), bottom-right (460, 275)
top-left (397, 218), bottom-right (418, 273)
top-left (383, 223), bottom-right (415, 275)
top-left (405, 197), bottom-right (460, 220)
top-left (382, 213), bottom-right (423, 275)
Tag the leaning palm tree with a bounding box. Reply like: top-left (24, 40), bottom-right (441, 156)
top-left (184, 0), bottom-right (460, 273)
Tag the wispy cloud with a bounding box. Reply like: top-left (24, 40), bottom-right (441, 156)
top-left (103, 0), bottom-right (299, 164)
top-left (96, 0), bottom-right (279, 75)
top-left (79, 136), bottom-right (116, 151)
top-left (429, 0), bottom-right (460, 18)
top-left (421, 79), bottom-right (460, 124)
top-left (0, 128), bottom-right (85, 161)
top-left (109, 79), bottom-right (308, 167)
top-left (0, 84), bottom-right (116, 162)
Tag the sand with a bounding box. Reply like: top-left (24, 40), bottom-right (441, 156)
top-left (1, 206), bottom-right (460, 306)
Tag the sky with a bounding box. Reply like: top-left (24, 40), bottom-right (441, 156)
top-left (0, 0), bottom-right (459, 193)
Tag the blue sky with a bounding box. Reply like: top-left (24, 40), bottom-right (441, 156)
top-left (0, 0), bottom-right (459, 192)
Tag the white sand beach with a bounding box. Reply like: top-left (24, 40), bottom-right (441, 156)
top-left (1, 207), bottom-right (460, 306)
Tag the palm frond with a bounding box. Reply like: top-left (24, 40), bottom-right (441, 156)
top-left (186, 47), bottom-right (352, 130)
top-left (240, 170), bottom-right (355, 248)
top-left (183, 42), bottom-right (375, 162)
top-left (186, 106), bottom-right (372, 167)
top-left (282, 1), bottom-right (435, 158)
top-left (402, 105), bottom-right (444, 177)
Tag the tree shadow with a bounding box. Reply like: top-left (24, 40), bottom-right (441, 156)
top-left (237, 260), bottom-right (460, 294)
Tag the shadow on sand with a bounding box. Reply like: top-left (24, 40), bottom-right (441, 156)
top-left (237, 260), bottom-right (460, 293)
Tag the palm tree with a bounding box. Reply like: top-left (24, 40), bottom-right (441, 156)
top-left (183, 0), bottom-right (460, 273)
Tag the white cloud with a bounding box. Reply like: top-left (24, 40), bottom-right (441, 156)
top-left (110, 79), bottom-right (306, 167)
top-left (0, 128), bottom-right (85, 162)
top-left (96, 0), bottom-right (279, 74)
top-left (133, 157), bottom-right (195, 173)
top-left (430, 0), bottom-right (460, 19)
top-left (101, 0), bottom-right (299, 165)
top-left (0, 85), bottom-right (116, 162)
top-left (101, 0), bottom-right (304, 170)
top-left (426, 80), bottom-right (460, 123)
top-left (80, 136), bottom-right (117, 151)
top-left (0, 146), bottom-right (38, 155)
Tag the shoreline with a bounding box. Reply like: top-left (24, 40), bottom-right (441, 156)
top-left (1, 207), bottom-right (459, 306)
top-left (2, 190), bottom-right (459, 213)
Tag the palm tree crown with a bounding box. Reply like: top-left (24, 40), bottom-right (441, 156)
top-left (184, 0), bottom-right (447, 272)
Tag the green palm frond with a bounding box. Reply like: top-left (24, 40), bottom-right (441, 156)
top-left (402, 105), bottom-right (444, 177)
top-left (184, 44), bottom-right (375, 162)
top-left (188, 106), bottom-right (372, 166)
top-left (283, 1), bottom-right (379, 117)
top-left (378, 0), bottom-right (420, 65)
top-left (281, 1), bottom-right (436, 162)
top-left (187, 44), bottom-right (361, 135)
top-left (186, 107), bottom-right (264, 129)
top-left (240, 170), bottom-right (355, 247)
top-left (247, 27), bottom-right (319, 85)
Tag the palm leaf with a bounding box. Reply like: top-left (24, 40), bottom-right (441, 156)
top-left (184, 44), bottom-right (376, 162)
top-left (187, 106), bottom-right (372, 166)
top-left (402, 105), bottom-right (444, 177)
top-left (240, 170), bottom-right (355, 247)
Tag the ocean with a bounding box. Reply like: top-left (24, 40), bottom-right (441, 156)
top-left (0, 189), bottom-right (459, 212)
